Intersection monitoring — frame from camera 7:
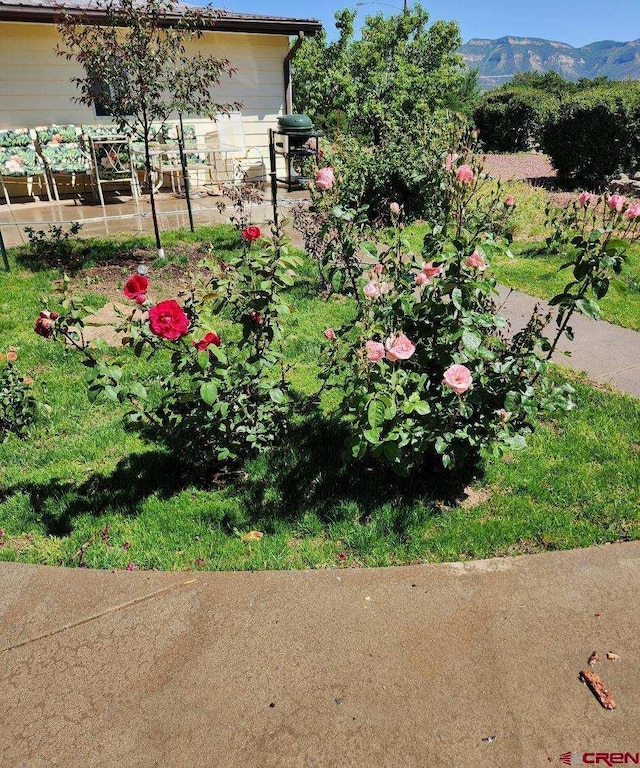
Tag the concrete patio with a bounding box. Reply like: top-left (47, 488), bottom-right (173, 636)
top-left (0, 186), bottom-right (307, 248)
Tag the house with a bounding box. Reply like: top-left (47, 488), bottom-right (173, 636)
top-left (0, 0), bottom-right (321, 196)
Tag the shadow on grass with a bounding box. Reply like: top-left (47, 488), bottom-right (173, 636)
top-left (0, 415), bottom-right (483, 540)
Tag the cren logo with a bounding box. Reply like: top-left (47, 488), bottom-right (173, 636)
top-left (561, 755), bottom-right (640, 766)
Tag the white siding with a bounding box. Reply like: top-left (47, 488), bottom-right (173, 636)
top-left (0, 21), bottom-right (288, 153)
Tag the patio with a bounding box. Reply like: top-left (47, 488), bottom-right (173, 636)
top-left (0, 186), bottom-right (310, 250)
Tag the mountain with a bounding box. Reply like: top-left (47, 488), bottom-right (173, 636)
top-left (459, 36), bottom-right (640, 89)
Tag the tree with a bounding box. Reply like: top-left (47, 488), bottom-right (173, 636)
top-left (293, 3), bottom-right (476, 145)
top-left (57, 0), bottom-right (239, 257)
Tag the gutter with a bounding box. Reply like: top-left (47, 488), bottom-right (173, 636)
top-left (283, 32), bottom-right (305, 115)
top-left (0, 7), bottom-right (322, 36)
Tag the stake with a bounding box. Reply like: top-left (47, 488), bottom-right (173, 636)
top-left (178, 113), bottom-right (195, 233)
top-left (0, 227), bottom-right (9, 272)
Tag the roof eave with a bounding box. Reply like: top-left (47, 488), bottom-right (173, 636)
top-left (0, 6), bottom-right (322, 35)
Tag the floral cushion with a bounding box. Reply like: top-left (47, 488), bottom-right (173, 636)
top-left (0, 128), bottom-right (33, 148)
top-left (89, 139), bottom-right (134, 181)
top-left (0, 146), bottom-right (45, 177)
top-left (41, 144), bottom-right (90, 174)
top-left (161, 124), bottom-right (204, 167)
top-left (36, 125), bottom-right (78, 145)
top-left (81, 124), bottom-right (122, 139)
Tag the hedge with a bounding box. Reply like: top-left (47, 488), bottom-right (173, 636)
top-left (541, 82), bottom-right (640, 183)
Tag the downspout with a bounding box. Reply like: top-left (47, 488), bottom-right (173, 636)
top-left (284, 31), bottom-right (305, 115)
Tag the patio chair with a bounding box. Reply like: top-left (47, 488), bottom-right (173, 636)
top-left (0, 128), bottom-right (52, 206)
top-left (157, 123), bottom-right (220, 194)
top-left (81, 126), bottom-right (140, 208)
top-left (35, 124), bottom-right (91, 201)
top-left (213, 111), bottom-right (266, 187)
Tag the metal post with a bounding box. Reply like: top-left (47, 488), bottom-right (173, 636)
top-left (268, 129), bottom-right (279, 228)
top-left (178, 113), bottom-right (195, 233)
top-left (0, 227), bottom-right (9, 272)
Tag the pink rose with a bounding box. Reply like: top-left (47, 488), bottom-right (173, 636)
top-left (385, 333), bottom-right (416, 362)
top-left (607, 194), bottom-right (626, 212)
top-left (390, 202), bottom-right (400, 215)
top-left (323, 328), bottom-right (336, 340)
top-left (365, 340), bottom-right (385, 362)
top-left (504, 196), bottom-right (515, 207)
top-left (415, 272), bottom-right (428, 286)
top-left (465, 249), bottom-right (487, 271)
top-left (625, 203), bottom-right (640, 220)
top-left (456, 164), bottom-right (474, 184)
top-left (578, 191), bottom-right (597, 208)
top-left (148, 299), bottom-right (190, 340)
top-left (379, 281), bottom-right (391, 295)
top-left (442, 364), bottom-right (473, 394)
top-left (444, 153), bottom-right (459, 171)
top-left (373, 263), bottom-right (384, 274)
top-left (363, 280), bottom-right (381, 299)
top-left (421, 262), bottom-right (444, 279)
top-left (315, 166), bottom-right (334, 190)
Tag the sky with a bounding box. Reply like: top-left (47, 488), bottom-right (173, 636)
top-left (210, 0), bottom-right (640, 48)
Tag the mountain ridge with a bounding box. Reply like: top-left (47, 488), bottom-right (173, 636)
top-left (459, 35), bottom-right (640, 89)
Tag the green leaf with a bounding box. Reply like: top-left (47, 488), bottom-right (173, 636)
top-left (200, 382), bottom-right (218, 405)
top-left (363, 427), bottom-right (382, 444)
top-left (575, 298), bottom-right (601, 320)
top-left (462, 330), bottom-right (481, 351)
top-left (367, 398), bottom-right (385, 429)
top-left (414, 401), bottom-right (430, 416)
top-left (128, 382), bottom-right (147, 400)
top-left (103, 385), bottom-right (120, 403)
top-left (451, 287), bottom-right (463, 310)
top-left (382, 441), bottom-right (400, 463)
top-left (269, 387), bottom-right (284, 404)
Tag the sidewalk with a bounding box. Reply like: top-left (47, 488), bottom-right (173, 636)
top-left (1, 543), bottom-right (639, 767)
top-left (497, 286), bottom-right (640, 397)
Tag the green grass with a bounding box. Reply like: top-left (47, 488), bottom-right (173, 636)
top-left (403, 181), bottom-right (640, 331)
top-left (1, 225), bottom-right (638, 571)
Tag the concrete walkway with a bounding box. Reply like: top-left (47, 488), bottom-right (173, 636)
top-left (497, 286), bottom-right (640, 397)
top-left (1, 543), bottom-right (638, 767)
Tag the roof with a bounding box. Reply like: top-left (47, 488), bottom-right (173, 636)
top-left (0, 0), bottom-right (322, 35)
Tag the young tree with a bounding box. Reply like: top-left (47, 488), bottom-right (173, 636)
top-left (57, 0), bottom-right (240, 257)
top-left (293, 3), bottom-right (476, 145)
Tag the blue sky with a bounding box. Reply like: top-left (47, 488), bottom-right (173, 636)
top-left (213, 0), bottom-right (640, 47)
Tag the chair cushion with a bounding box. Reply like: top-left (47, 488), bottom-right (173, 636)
top-left (0, 146), bottom-right (45, 176)
top-left (0, 128), bottom-right (33, 148)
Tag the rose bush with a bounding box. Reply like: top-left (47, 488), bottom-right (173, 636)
top-left (317, 144), bottom-right (584, 474)
top-left (0, 347), bottom-right (46, 441)
top-left (37, 213), bottom-right (302, 466)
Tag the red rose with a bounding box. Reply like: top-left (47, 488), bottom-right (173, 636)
top-left (148, 299), bottom-right (190, 340)
top-left (34, 310), bottom-right (57, 338)
top-left (124, 274), bottom-right (149, 303)
top-left (193, 332), bottom-right (221, 351)
top-left (241, 226), bottom-right (261, 242)
top-left (250, 311), bottom-right (263, 324)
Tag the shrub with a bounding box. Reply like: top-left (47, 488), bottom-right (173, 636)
top-left (316, 158), bottom-right (639, 475)
top-left (542, 82), bottom-right (640, 183)
top-left (474, 88), bottom-right (559, 152)
top-left (0, 347), bottom-right (44, 441)
top-left (319, 112), bottom-right (473, 224)
top-left (37, 217), bottom-right (302, 467)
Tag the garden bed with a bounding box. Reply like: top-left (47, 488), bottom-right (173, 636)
top-left (1, 223), bottom-right (638, 571)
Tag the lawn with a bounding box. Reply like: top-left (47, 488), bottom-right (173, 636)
top-left (1, 224), bottom-right (638, 570)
